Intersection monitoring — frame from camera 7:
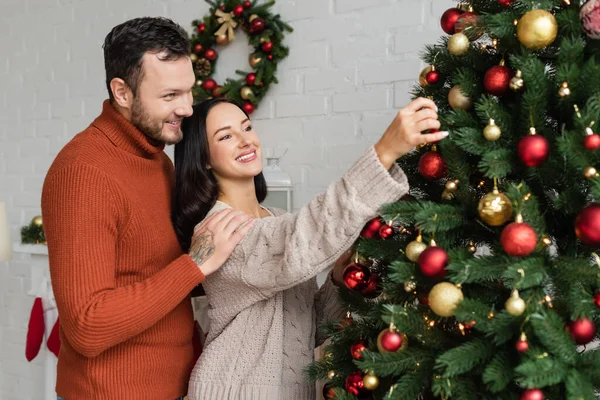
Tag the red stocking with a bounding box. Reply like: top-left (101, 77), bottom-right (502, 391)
top-left (25, 297), bottom-right (45, 361)
top-left (47, 318), bottom-right (61, 357)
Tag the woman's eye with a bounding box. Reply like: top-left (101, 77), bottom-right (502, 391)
top-left (244, 125), bottom-right (252, 132)
top-left (219, 134), bottom-right (231, 141)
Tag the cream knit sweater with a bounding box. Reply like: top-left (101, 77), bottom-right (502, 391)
top-left (188, 146), bottom-right (409, 400)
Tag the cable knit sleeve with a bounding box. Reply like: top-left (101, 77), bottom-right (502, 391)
top-left (236, 145), bottom-right (408, 298)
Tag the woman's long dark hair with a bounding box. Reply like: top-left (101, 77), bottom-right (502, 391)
top-left (172, 97), bottom-right (268, 252)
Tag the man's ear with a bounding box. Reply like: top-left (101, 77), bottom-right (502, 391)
top-left (110, 78), bottom-right (133, 109)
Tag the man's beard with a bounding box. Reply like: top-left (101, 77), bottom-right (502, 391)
top-left (131, 97), bottom-right (183, 145)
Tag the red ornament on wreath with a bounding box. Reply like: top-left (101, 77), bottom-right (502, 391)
top-left (500, 215), bottom-right (537, 257)
top-left (212, 85), bottom-right (223, 97)
top-left (197, 23), bottom-right (206, 33)
top-left (242, 102), bottom-right (255, 114)
top-left (249, 18), bottom-right (266, 35)
top-left (521, 389), bottom-right (544, 400)
top-left (419, 149), bottom-right (446, 180)
top-left (418, 246), bottom-right (448, 279)
top-left (350, 342), bottom-right (367, 360)
top-left (575, 203), bottom-right (600, 246)
top-left (342, 263), bottom-right (370, 291)
top-left (484, 64), bottom-right (513, 97)
top-left (233, 4), bottom-right (245, 17)
top-left (345, 372), bottom-right (366, 397)
top-left (243, 0), bottom-right (252, 8)
top-left (569, 317), bottom-right (597, 345)
top-left (204, 49), bottom-right (217, 61)
top-left (245, 73), bottom-right (257, 85)
top-left (518, 128), bottom-right (549, 167)
top-left (194, 44), bottom-right (204, 54)
top-left (202, 78), bottom-right (217, 92)
top-left (440, 8), bottom-right (463, 34)
top-left (261, 41), bottom-right (273, 53)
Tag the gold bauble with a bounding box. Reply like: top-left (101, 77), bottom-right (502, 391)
top-left (363, 373), bottom-right (380, 390)
top-left (516, 10), bottom-right (558, 50)
top-left (419, 65), bottom-right (433, 87)
top-left (447, 32), bottom-right (470, 56)
top-left (196, 79), bottom-right (203, 87)
top-left (448, 85), bottom-right (473, 110)
top-left (483, 119), bottom-right (502, 141)
top-left (558, 81), bottom-right (571, 97)
top-left (584, 166), bottom-right (599, 179)
top-left (510, 70), bottom-right (524, 92)
top-left (505, 290), bottom-right (526, 316)
top-left (215, 33), bottom-right (230, 46)
top-left (249, 53), bottom-right (262, 68)
top-left (428, 282), bottom-right (464, 317)
top-left (327, 370), bottom-right (336, 380)
top-left (467, 241), bottom-right (477, 254)
top-left (190, 53), bottom-right (198, 63)
top-left (404, 280), bottom-right (417, 292)
top-left (478, 188), bottom-right (513, 226)
top-left (32, 215), bottom-right (43, 226)
top-left (445, 179), bottom-right (459, 193)
top-left (240, 86), bottom-right (254, 100)
top-left (249, 14), bottom-right (259, 22)
top-left (405, 236), bottom-right (427, 262)
top-left (259, 36), bottom-right (270, 43)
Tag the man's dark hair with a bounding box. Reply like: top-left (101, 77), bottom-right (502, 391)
top-left (102, 17), bottom-right (191, 100)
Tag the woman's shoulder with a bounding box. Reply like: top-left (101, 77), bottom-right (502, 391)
top-left (196, 201), bottom-right (231, 228)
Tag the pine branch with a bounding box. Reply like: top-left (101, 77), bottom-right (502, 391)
top-left (515, 355), bottom-right (569, 388)
top-left (530, 310), bottom-right (578, 365)
top-left (483, 351), bottom-right (514, 393)
top-left (434, 338), bottom-right (495, 378)
top-left (565, 369), bottom-right (596, 400)
top-left (478, 149), bottom-right (515, 179)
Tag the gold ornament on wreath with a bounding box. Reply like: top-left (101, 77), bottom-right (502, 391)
top-left (21, 215), bottom-right (46, 245)
top-left (190, 0), bottom-right (293, 113)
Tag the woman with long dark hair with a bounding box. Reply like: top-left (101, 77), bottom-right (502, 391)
top-left (172, 97), bottom-right (446, 399)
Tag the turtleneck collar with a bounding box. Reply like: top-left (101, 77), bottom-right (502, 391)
top-left (92, 99), bottom-right (165, 157)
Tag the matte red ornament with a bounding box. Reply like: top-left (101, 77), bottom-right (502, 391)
top-left (379, 225), bottom-right (393, 239)
top-left (350, 342), bottom-right (367, 360)
top-left (204, 49), bottom-right (217, 61)
top-left (521, 389), bottom-right (544, 400)
top-left (575, 203), bottom-right (600, 246)
top-left (584, 133), bottom-right (600, 150)
top-left (202, 78), bottom-right (217, 92)
top-left (345, 372), bottom-right (366, 397)
top-left (569, 318), bottom-right (597, 345)
top-left (233, 4), bottom-right (244, 17)
top-left (418, 151), bottom-right (446, 180)
top-left (484, 65), bottom-right (513, 97)
top-left (246, 73), bottom-right (257, 86)
top-left (342, 263), bottom-right (370, 291)
top-left (242, 102), bottom-right (255, 114)
top-left (418, 247), bottom-right (448, 279)
top-left (518, 132), bottom-right (549, 167)
top-left (440, 8), bottom-right (463, 34)
top-left (501, 222), bottom-right (537, 257)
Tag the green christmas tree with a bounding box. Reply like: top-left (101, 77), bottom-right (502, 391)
top-left (307, 1), bottom-right (600, 399)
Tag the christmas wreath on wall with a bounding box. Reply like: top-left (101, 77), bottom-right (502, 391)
top-left (190, 0), bottom-right (293, 114)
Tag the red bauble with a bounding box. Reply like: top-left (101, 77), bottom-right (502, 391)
top-left (361, 272), bottom-right (381, 298)
top-left (418, 151), bottom-right (446, 180)
top-left (197, 23), bottom-right (206, 33)
top-left (233, 4), bottom-right (245, 17)
top-left (212, 85), bottom-right (223, 97)
top-left (516, 338), bottom-right (529, 352)
top-left (361, 218), bottom-right (382, 238)
top-left (575, 203), bottom-right (600, 246)
top-left (595, 292), bottom-right (600, 308)
top-left (343, 263), bottom-right (371, 291)
top-left (484, 65), bottom-right (513, 97)
top-left (249, 18), bottom-right (266, 34)
top-left (569, 318), bottom-right (597, 345)
top-left (246, 73), bottom-right (257, 86)
top-left (350, 342), bottom-right (367, 360)
top-left (379, 225), bottom-right (393, 239)
top-left (202, 78), bottom-right (217, 92)
top-left (521, 389), bottom-right (544, 400)
top-left (418, 247), bottom-right (448, 279)
top-left (518, 134), bottom-right (549, 167)
top-left (426, 70), bottom-right (440, 84)
top-left (440, 8), bottom-right (463, 34)
top-left (379, 330), bottom-right (403, 352)
top-left (501, 222), bottom-right (537, 257)
top-left (243, 0), bottom-right (252, 8)
top-left (323, 384), bottom-right (337, 399)
top-left (193, 44), bottom-right (203, 54)
top-left (584, 133), bottom-right (600, 150)
top-left (455, 12), bottom-right (482, 39)
top-left (204, 49), bottom-right (217, 61)
top-left (267, 54), bottom-right (273, 60)
top-left (242, 102), bottom-right (254, 114)
top-left (261, 41), bottom-right (273, 53)
top-left (345, 372), bottom-right (366, 397)
top-left (498, 0), bottom-right (512, 5)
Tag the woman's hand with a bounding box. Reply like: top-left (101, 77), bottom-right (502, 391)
top-left (374, 97), bottom-right (448, 169)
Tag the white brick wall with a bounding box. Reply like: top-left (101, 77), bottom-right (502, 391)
top-left (0, 0), bottom-right (453, 398)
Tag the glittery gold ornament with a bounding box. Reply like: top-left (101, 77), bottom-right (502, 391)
top-left (448, 85), bottom-right (473, 110)
top-left (510, 70), bottom-right (524, 92)
top-left (428, 282), bottom-right (464, 317)
top-left (405, 234), bottom-right (427, 262)
top-left (483, 118), bottom-right (502, 141)
top-left (516, 10), bottom-right (558, 50)
top-left (478, 187), bottom-right (513, 226)
top-left (447, 32), bottom-right (470, 55)
top-left (363, 372), bottom-right (379, 390)
top-left (505, 290), bottom-right (526, 316)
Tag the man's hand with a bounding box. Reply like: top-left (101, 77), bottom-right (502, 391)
top-left (189, 209), bottom-right (254, 277)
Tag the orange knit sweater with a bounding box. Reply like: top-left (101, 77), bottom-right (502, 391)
top-left (41, 100), bottom-right (204, 400)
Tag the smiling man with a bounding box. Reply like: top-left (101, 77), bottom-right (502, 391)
top-left (41, 17), bottom-right (253, 400)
